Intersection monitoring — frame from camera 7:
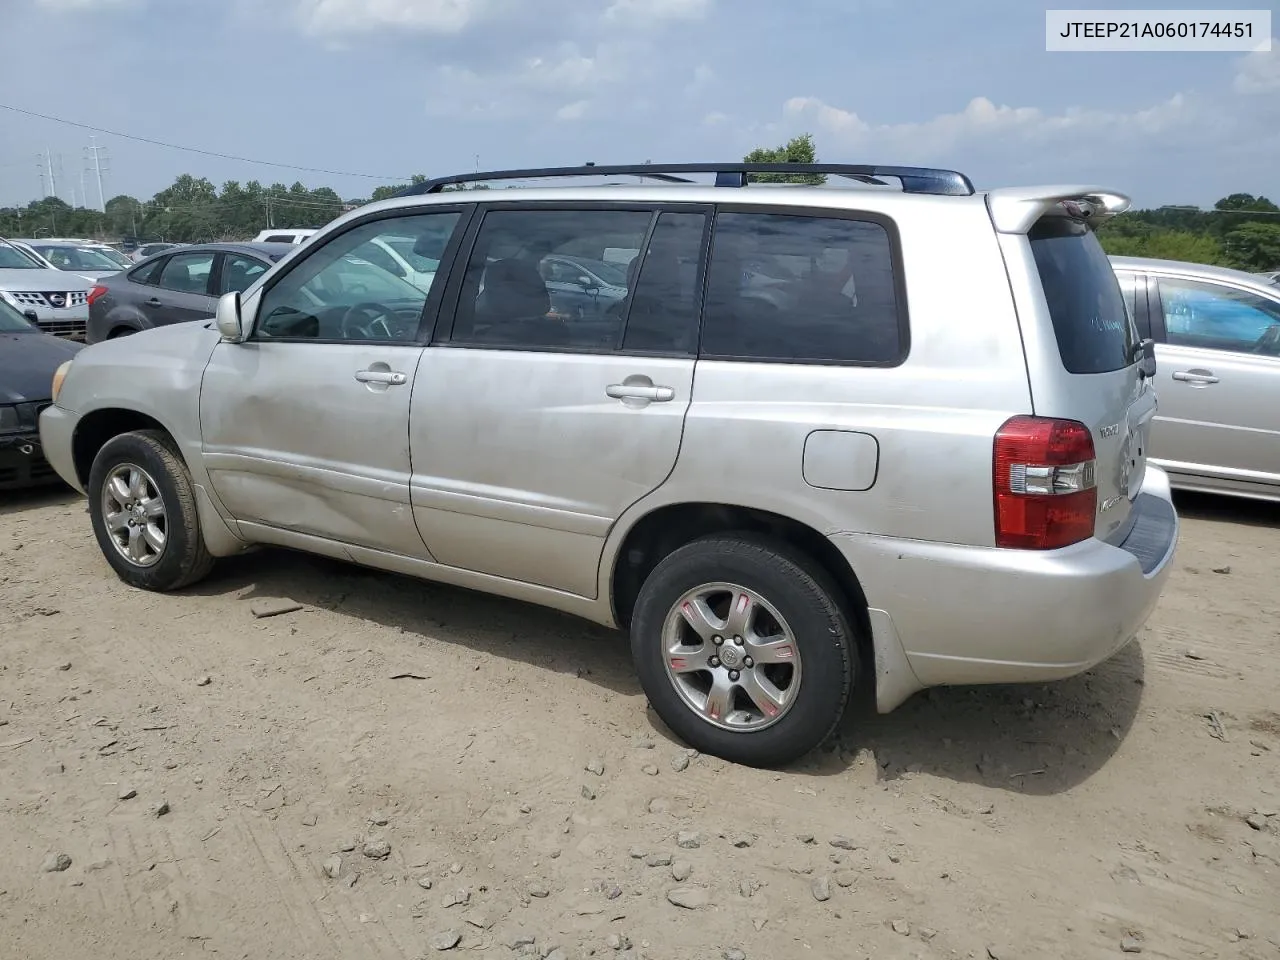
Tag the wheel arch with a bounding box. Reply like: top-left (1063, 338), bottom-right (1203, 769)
top-left (607, 501), bottom-right (875, 679)
top-left (71, 406), bottom-right (248, 558)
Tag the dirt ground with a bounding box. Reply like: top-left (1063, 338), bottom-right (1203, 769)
top-left (1, 487), bottom-right (1277, 960)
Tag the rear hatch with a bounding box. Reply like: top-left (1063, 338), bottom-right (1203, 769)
top-left (1022, 213), bottom-right (1154, 543)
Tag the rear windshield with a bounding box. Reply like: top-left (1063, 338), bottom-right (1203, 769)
top-left (1030, 217), bottom-right (1135, 374)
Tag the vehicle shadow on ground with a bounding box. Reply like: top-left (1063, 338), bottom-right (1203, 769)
top-left (0, 484), bottom-right (79, 518)
top-left (190, 546), bottom-right (1145, 794)
top-left (801, 640), bottom-right (1147, 795)
top-left (1173, 490), bottom-right (1280, 529)
top-left (187, 547), bottom-right (642, 696)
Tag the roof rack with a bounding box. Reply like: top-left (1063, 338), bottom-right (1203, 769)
top-left (397, 163), bottom-right (975, 198)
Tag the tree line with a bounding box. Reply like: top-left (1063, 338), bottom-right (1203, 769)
top-left (1, 134), bottom-right (1276, 272)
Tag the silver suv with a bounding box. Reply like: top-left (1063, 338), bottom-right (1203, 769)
top-left (39, 163), bottom-right (1178, 767)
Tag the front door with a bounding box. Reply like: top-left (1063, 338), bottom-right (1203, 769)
top-left (1148, 273), bottom-right (1280, 493)
top-left (200, 208), bottom-right (466, 554)
top-left (145, 250), bottom-right (218, 325)
top-left (410, 204), bottom-right (708, 597)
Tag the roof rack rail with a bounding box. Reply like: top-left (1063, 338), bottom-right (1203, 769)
top-left (397, 163), bottom-right (975, 198)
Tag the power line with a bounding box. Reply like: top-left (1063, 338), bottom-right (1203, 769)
top-left (0, 102), bottom-right (412, 182)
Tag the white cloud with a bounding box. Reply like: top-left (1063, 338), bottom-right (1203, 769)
top-left (604, 0), bottom-right (711, 24)
top-left (1234, 38), bottom-right (1280, 94)
top-left (781, 93), bottom-right (1194, 161)
top-left (702, 111), bottom-right (729, 126)
top-left (295, 0), bottom-right (487, 35)
top-left (36, 0), bottom-right (135, 8)
top-left (555, 100), bottom-right (590, 122)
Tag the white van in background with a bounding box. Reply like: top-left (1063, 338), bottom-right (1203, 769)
top-left (252, 228), bottom-right (317, 245)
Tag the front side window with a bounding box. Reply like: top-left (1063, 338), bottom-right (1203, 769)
top-left (1158, 277), bottom-right (1280, 356)
top-left (218, 254), bottom-right (270, 295)
top-left (158, 252), bottom-right (215, 294)
top-left (702, 211), bottom-right (905, 364)
top-left (253, 211), bottom-right (460, 342)
top-left (448, 207), bottom-right (705, 354)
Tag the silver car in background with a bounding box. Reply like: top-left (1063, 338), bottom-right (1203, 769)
top-left (7, 239), bottom-right (131, 282)
top-left (0, 238), bottom-right (93, 341)
top-left (1111, 256), bottom-right (1280, 502)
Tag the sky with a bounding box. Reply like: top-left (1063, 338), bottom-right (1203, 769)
top-left (0, 0), bottom-right (1276, 211)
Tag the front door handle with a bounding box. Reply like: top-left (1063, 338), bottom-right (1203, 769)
top-left (354, 369), bottom-right (407, 385)
top-left (1172, 369), bottom-right (1219, 385)
top-left (606, 383), bottom-right (675, 402)
top-left (146, 297), bottom-right (162, 307)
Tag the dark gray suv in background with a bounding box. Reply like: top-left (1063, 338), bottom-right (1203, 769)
top-left (87, 242), bottom-right (293, 343)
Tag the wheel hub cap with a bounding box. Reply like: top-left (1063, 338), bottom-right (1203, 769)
top-left (100, 462), bottom-right (168, 569)
top-left (661, 582), bottom-right (802, 733)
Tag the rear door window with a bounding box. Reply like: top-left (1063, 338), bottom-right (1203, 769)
top-left (1030, 218), bottom-right (1135, 374)
top-left (701, 211), bottom-right (906, 364)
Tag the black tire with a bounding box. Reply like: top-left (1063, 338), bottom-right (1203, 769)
top-left (108, 327), bottom-right (137, 339)
top-left (87, 429), bottom-right (215, 591)
top-left (631, 534), bottom-right (855, 768)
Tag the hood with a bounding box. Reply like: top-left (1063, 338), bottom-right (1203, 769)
top-left (0, 268), bottom-right (95, 290)
top-left (81, 315), bottom-right (222, 362)
top-left (0, 331), bottom-right (84, 404)
top-left (71, 270), bottom-right (121, 282)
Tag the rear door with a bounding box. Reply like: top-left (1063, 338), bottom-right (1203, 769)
top-left (1145, 273), bottom-right (1280, 494)
top-left (409, 203), bottom-right (707, 598)
top-left (1020, 216), bottom-right (1154, 542)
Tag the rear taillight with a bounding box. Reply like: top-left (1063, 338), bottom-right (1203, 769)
top-left (993, 415), bottom-right (1097, 550)
top-left (87, 285), bottom-right (108, 306)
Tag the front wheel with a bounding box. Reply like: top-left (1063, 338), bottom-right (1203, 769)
top-left (87, 429), bottom-right (215, 591)
top-left (631, 535), bottom-right (855, 767)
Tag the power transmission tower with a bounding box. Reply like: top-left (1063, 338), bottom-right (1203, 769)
top-left (88, 136), bottom-right (108, 212)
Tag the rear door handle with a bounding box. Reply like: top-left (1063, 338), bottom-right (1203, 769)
top-left (1172, 369), bottom-right (1218, 384)
top-left (146, 297), bottom-right (162, 307)
top-left (606, 383), bottom-right (675, 402)
top-left (354, 369), bottom-right (408, 385)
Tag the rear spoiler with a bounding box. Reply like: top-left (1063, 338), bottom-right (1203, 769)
top-left (986, 185), bottom-right (1131, 235)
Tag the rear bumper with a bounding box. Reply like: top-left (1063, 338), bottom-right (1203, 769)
top-left (36, 403), bottom-right (84, 495)
top-left (831, 466), bottom-right (1178, 697)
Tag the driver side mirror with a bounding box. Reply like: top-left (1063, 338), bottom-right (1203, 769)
top-left (1137, 337), bottom-right (1157, 379)
top-left (215, 291), bottom-right (247, 342)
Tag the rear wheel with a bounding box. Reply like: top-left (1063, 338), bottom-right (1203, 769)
top-left (631, 534), bottom-right (854, 767)
top-left (87, 430), bottom-right (214, 591)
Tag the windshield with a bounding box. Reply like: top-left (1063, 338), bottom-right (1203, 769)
top-left (33, 245), bottom-right (126, 271)
top-left (566, 256), bottom-right (628, 286)
top-left (0, 296), bottom-right (35, 332)
top-left (383, 236), bottom-right (441, 274)
top-left (1030, 217), bottom-right (1136, 374)
top-left (0, 241), bottom-right (46, 270)
top-left (301, 254), bottom-right (428, 306)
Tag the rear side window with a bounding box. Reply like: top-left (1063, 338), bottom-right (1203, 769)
top-left (702, 211), bottom-right (905, 364)
top-left (1030, 218), bottom-right (1135, 374)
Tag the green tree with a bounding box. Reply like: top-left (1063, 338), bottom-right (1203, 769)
top-left (743, 133), bottom-right (825, 184)
top-left (1223, 221), bottom-right (1280, 272)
